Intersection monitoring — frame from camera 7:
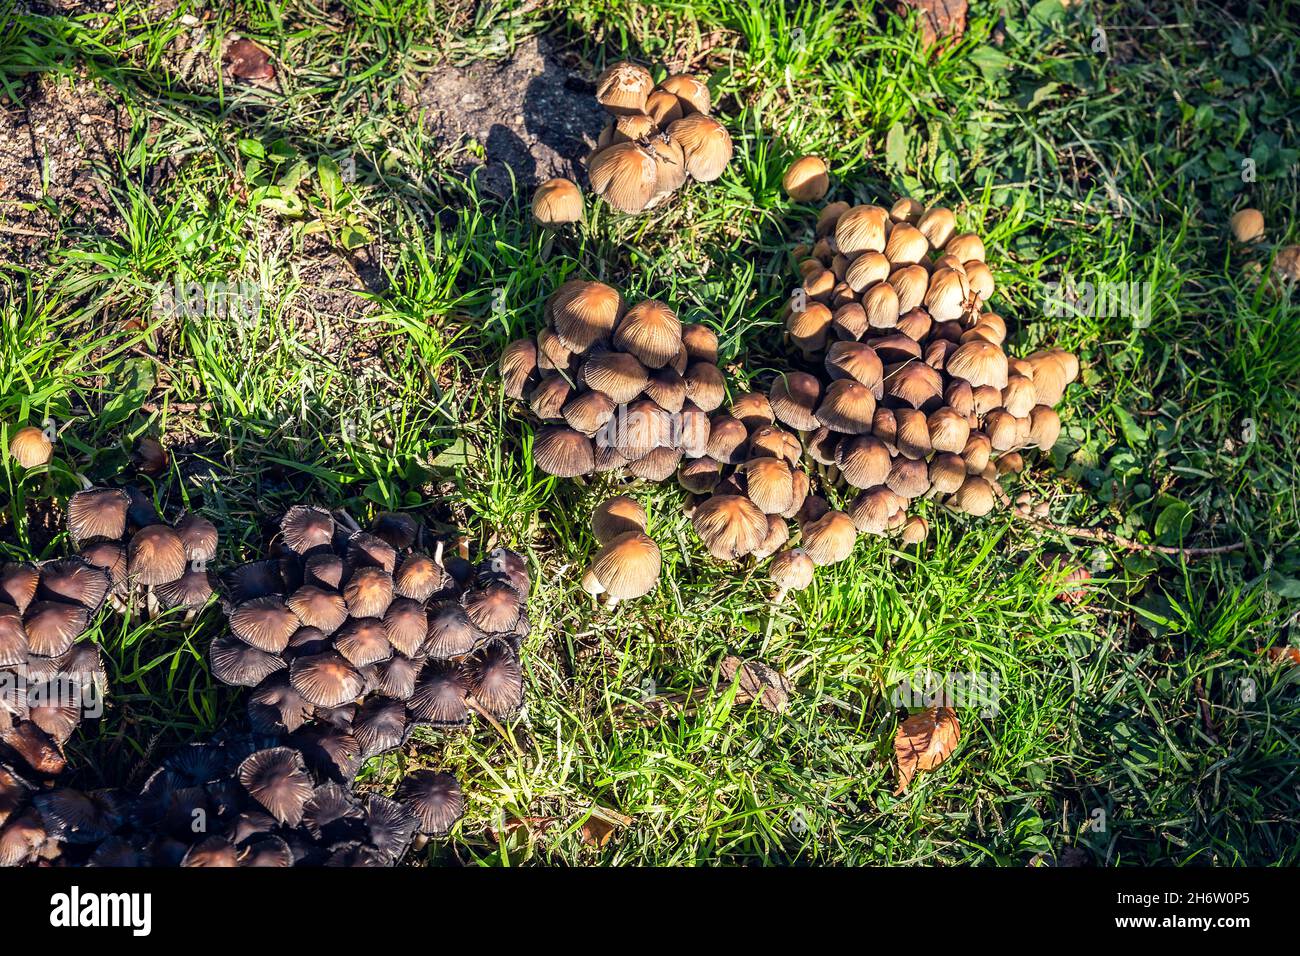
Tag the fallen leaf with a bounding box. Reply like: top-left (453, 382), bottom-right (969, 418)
top-left (894, 706), bottom-right (960, 793)
top-left (895, 0), bottom-right (967, 46)
top-left (1263, 646), bottom-right (1300, 665)
top-left (720, 655), bottom-right (793, 713)
top-left (579, 815), bottom-right (616, 848)
top-left (225, 38), bottom-right (275, 83)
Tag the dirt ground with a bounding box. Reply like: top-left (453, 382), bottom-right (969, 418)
top-left (0, 72), bottom-right (126, 269)
top-left (419, 34), bottom-right (606, 199)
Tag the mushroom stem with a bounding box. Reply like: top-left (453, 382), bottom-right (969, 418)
top-left (73, 472), bottom-right (94, 491)
top-left (464, 695), bottom-right (523, 756)
top-left (433, 539), bottom-right (446, 569)
top-left (333, 509), bottom-right (362, 534)
top-left (773, 585), bottom-right (790, 605)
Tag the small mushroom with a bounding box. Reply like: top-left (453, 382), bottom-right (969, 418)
top-left (591, 531), bottom-right (661, 602)
top-left (532, 177), bottom-right (584, 226)
top-left (1229, 208), bottom-right (1264, 243)
top-left (783, 155), bottom-right (829, 202)
top-left (692, 494), bottom-right (768, 560)
top-left (8, 426), bottom-right (51, 469)
top-left (396, 770), bottom-right (463, 837)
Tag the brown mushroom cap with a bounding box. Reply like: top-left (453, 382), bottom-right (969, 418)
top-left (210, 634), bottom-right (285, 687)
top-left (800, 510), bottom-right (857, 566)
top-left (582, 349), bottom-right (649, 405)
top-left (592, 495), bottom-right (648, 544)
top-left (66, 488), bottom-right (130, 543)
top-left (408, 659), bottom-right (471, 725)
top-left (946, 340), bottom-right (1009, 389)
top-left (127, 525), bottom-right (188, 586)
top-left (173, 513), bottom-right (219, 564)
top-left (23, 601), bottom-right (89, 657)
top-left (393, 553), bottom-right (446, 602)
top-left (289, 651), bottom-right (366, 709)
top-left (0, 604), bottom-right (28, 667)
top-left (549, 280), bottom-right (624, 353)
top-left (667, 114), bottom-right (733, 182)
top-left (769, 547), bottom-right (815, 591)
top-left (464, 640), bottom-right (524, 718)
top-left (238, 747), bottom-right (314, 827)
top-left (424, 601), bottom-right (482, 660)
top-left (591, 531), bottom-right (661, 599)
top-left (836, 435), bottom-right (892, 489)
top-left (816, 379), bottom-right (877, 434)
top-left (596, 61), bottom-right (653, 114)
top-left (589, 141), bottom-right (658, 213)
top-left (280, 505), bottom-right (335, 554)
top-left (769, 372), bottom-right (822, 431)
top-left (38, 557), bottom-right (110, 610)
top-left (532, 177), bottom-right (584, 226)
top-left (0, 563), bottom-right (39, 614)
top-left (230, 595), bottom-right (300, 653)
top-left (396, 770), bottom-right (464, 837)
top-left (334, 618), bottom-right (395, 668)
top-left (499, 338), bottom-right (538, 400)
top-left (681, 323), bottom-right (720, 364)
top-left (949, 475), bottom-right (997, 516)
top-left (381, 597), bottom-right (428, 658)
top-left (692, 494), bottom-right (768, 560)
top-left (8, 426), bottom-right (52, 469)
top-left (683, 361), bottom-right (726, 413)
top-left (783, 156), bottom-right (829, 202)
top-left (614, 300), bottom-right (682, 369)
top-left (463, 581), bottom-right (523, 634)
top-left (742, 458), bottom-right (796, 515)
top-left (155, 566), bottom-right (217, 610)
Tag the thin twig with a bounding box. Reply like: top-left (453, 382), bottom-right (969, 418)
top-left (1008, 508), bottom-right (1244, 557)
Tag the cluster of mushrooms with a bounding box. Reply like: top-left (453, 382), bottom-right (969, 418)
top-left (766, 197), bottom-right (1078, 544)
top-left (1, 487), bottom-right (214, 782)
top-left (531, 65), bottom-right (733, 223)
top-left (211, 506), bottom-right (531, 756)
top-left (500, 279), bottom-right (726, 483)
top-left (0, 731), bottom-right (462, 866)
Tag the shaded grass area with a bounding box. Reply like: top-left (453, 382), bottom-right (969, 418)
top-left (0, 0), bottom-right (1297, 864)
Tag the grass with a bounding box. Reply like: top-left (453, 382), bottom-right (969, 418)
top-left (1, 0), bottom-right (1298, 865)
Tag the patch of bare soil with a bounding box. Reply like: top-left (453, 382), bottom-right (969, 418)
top-left (0, 72), bottom-right (126, 269)
top-left (419, 34), bottom-right (606, 200)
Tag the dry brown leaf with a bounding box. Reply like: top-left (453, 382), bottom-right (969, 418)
top-left (1263, 646), bottom-right (1300, 665)
top-left (720, 655), bottom-right (793, 713)
top-left (894, 706), bottom-right (960, 793)
top-left (579, 815), bottom-right (616, 848)
top-left (224, 38), bottom-right (275, 83)
top-left (896, 0), bottom-right (967, 46)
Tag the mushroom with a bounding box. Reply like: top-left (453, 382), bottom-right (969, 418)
top-left (126, 525), bottom-right (188, 586)
top-left (692, 494), bottom-right (768, 560)
top-left (666, 114), bottom-right (733, 182)
top-left (8, 426), bottom-right (51, 469)
top-left (800, 510), bottom-right (857, 565)
top-left (424, 601), bottom-right (481, 659)
top-left (589, 142), bottom-right (659, 213)
top-left (592, 495), bottom-right (648, 544)
top-left (66, 488), bottom-right (130, 544)
top-left (769, 372), bottom-right (822, 431)
top-left (396, 770), bottom-right (463, 837)
top-left (595, 61), bottom-right (653, 114)
top-left (464, 640), bottom-right (524, 718)
top-left (1229, 208), bottom-right (1264, 243)
top-left (590, 531), bottom-right (661, 602)
top-left (289, 651), bottom-right (366, 709)
top-left (237, 747), bottom-right (315, 826)
top-left (549, 280), bottom-right (624, 353)
top-left (532, 177), bottom-right (584, 226)
top-left (614, 300), bottom-right (682, 369)
top-left (408, 659), bottom-right (471, 725)
top-left (783, 155), bottom-right (829, 202)
top-left (768, 547), bottom-right (815, 602)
